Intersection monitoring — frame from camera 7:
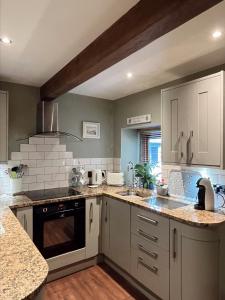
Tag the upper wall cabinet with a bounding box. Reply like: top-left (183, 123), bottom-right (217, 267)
top-left (161, 71), bottom-right (224, 168)
top-left (0, 91), bottom-right (8, 162)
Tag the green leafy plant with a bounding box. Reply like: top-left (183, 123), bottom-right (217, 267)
top-left (134, 163), bottom-right (158, 189)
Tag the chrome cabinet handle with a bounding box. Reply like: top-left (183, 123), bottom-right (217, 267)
top-left (187, 130), bottom-right (194, 164)
top-left (23, 214), bottom-right (27, 232)
top-left (138, 244), bottom-right (158, 259)
top-left (137, 229), bottom-right (158, 243)
top-left (89, 202), bottom-right (93, 231)
top-left (138, 257), bottom-right (158, 274)
top-left (173, 228), bottom-right (177, 259)
top-left (105, 201), bottom-right (108, 222)
top-left (137, 214), bottom-right (158, 226)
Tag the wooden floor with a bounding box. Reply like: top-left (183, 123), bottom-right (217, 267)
top-left (44, 264), bottom-right (149, 300)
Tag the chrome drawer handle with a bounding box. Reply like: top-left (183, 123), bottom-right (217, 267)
top-left (137, 214), bottom-right (158, 225)
top-left (137, 229), bottom-right (158, 243)
top-left (138, 257), bottom-right (158, 274)
top-left (138, 244), bottom-right (158, 259)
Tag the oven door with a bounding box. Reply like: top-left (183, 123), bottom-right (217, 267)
top-left (34, 207), bottom-right (85, 259)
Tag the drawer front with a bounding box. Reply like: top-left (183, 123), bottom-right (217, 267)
top-left (131, 206), bottom-right (169, 250)
top-left (131, 247), bottom-right (169, 300)
top-left (131, 234), bottom-right (169, 269)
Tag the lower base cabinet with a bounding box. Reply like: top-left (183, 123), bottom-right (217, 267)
top-left (170, 220), bottom-right (219, 300)
top-left (16, 207), bottom-right (33, 239)
top-left (101, 197), bottom-right (131, 273)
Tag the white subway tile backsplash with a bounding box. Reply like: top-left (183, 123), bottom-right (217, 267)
top-left (22, 176), bottom-right (36, 184)
top-left (37, 145), bottom-right (53, 152)
top-left (44, 181), bottom-right (59, 189)
top-left (55, 173), bottom-right (66, 181)
top-left (36, 174), bottom-right (52, 183)
top-left (21, 160), bottom-right (37, 168)
top-left (58, 180), bottom-right (69, 188)
top-left (11, 152), bottom-right (29, 160)
top-left (59, 152), bottom-right (73, 159)
top-left (45, 166), bottom-right (59, 174)
top-left (29, 137), bottom-right (45, 145)
top-left (8, 160), bottom-right (21, 167)
top-left (28, 152), bottom-right (45, 160)
top-left (52, 145), bottom-right (66, 152)
top-left (20, 144), bottom-right (36, 152)
top-left (29, 167), bottom-right (44, 176)
top-left (45, 152), bottom-right (59, 160)
top-left (44, 137), bottom-right (60, 145)
top-left (66, 159), bottom-right (74, 166)
top-left (51, 159), bottom-right (65, 167)
top-left (58, 166), bottom-right (68, 173)
top-left (29, 182), bottom-right (44, 191)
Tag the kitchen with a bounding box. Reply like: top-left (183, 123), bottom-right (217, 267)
top-left (1, 1), bottom-right (225, 300)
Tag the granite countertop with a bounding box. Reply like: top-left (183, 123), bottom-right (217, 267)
top-left (0, 207), bottom-right (48, 300)
top-left (0, 185), bottom-right (225, 299)
top-left (2, 184), bottom-right (225, 227)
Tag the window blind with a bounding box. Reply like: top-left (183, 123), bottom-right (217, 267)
top-left (140, 129), bottom-right (161, 163)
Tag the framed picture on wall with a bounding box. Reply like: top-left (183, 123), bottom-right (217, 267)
top-left (83, 122), bottom-right (100, 139)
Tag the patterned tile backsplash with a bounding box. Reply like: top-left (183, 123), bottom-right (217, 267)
top-left (0, 136), bottom-right (118, 194)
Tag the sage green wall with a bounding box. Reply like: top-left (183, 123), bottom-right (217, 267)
top-left (55, 93), bottom-right (114, 158)
top-left (114, 63), bottom-right (225, 157)
top-left (0, 81), bottom-right (40, 157)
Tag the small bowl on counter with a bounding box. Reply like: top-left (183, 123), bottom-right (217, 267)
top-left (156, 185), bottom-right (169, 196)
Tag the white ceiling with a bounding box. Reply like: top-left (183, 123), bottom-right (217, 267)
top-left (71, 1), bottom-right (225, 100)
top-left (0, 0), bottom-right (138, 86)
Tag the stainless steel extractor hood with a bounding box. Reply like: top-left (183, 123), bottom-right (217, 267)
top-left (17, 101), bottom-right (82, 141)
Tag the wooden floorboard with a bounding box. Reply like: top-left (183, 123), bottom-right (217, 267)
top-left (44, 264), bottom-right (149, 300)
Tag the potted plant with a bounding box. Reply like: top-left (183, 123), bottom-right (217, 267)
top-left (134, 163), bottom-right (158, 190)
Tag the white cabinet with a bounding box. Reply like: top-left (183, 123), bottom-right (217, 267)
top-left (162, 71), bottom-right (224, 167)
top-left (85, 197), bottom-right (100, 258)
top-left (0, 91), bottom-right (8, 162)
top-left (170, 220), bottom-right (219, 300)
top-left (101, 197), bottom-right (131, 272)
top-left (16, 207), bottom-right (33, 239)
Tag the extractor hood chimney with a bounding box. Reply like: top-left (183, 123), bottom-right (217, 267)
top-left (17, 101), bottom-right (82, 142)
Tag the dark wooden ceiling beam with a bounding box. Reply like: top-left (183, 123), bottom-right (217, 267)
top-left (40, 0), bottom-right (222, 101)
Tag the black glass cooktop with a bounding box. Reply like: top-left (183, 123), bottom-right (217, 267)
top-left (24, 187), bottom-right (81, 201)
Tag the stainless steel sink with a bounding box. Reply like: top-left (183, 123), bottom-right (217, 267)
top-left (116, 190), bottom-right (144, 197)
top-left (144, 196), bottom-right (189, 210)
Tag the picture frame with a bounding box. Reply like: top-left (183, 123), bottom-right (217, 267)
top-left (83, 122), bottom-right (100, 139)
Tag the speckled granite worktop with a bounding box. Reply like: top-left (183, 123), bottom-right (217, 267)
top-left (0, 185), bottom-right (225, 299)
top-left (0, 207), bottom-right (48, 300)
top-left (2, 184), bottom-right (225, 227)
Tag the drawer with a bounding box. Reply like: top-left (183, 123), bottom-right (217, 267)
top-left (131, 234), bottom-right (169, 269)
top-left (131, 206), bottom-right (169, 250)
top-left (131, 247), bottom-right (169, 300)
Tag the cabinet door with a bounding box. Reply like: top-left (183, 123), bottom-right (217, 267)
top-left (192, 75), bottom-right (221, 166)
top-left (109, 199), bottom-right (131, 272)
top-left (16, 207), bottom-right (33, 239)
top-left (0, 91), bottom-right (8, 162)
top-left (170, 220), bottom-right (219, 300)
top-left (101, 197), bottom-right (110, 256)
top-left (86, 197), bottom-right (100, 258)
top-left (162, 87), bottom-right (183, 164)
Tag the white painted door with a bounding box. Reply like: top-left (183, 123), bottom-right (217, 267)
top-left (162, 87), bottom-right (184, 164)
top-left (0, 91), bottom-right (8, 162)
top-left (86, 197), bottom-right (100, 258)
top-left (170, 220), bottom-right (219, 300)
top-left (192, 74), bottom-right (222, 166)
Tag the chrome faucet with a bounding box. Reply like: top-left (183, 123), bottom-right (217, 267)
top-left (127, 161), bottom-right (135, 192)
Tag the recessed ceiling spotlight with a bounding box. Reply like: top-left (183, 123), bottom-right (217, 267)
top-left (212, 31), bottom-right (222, 39)
top-left (126, 72), bottom-right (133, 79)
top-left (0, 36), bottom-right (13, 45)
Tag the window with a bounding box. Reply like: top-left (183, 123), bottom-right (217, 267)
top-left (140, 129), bottom-right (161, 174)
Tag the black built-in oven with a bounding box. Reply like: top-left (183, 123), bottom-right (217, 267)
top-left (33, 199), bottom-right (85, 259)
